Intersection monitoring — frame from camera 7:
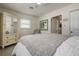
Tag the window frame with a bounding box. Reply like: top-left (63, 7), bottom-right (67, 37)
top-left (20, 18), bottom-right (31, 29)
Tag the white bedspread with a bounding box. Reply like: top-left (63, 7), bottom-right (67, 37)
top-left (12, 33), bottom-right (68, 56)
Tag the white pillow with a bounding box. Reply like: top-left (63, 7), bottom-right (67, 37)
top-left (12, 42), bottom-right (31, 56)
top-left (54, 36), bottom-right (79, 56)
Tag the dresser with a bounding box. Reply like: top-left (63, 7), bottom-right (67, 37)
top-left (0, 12), bottom-right (18, 48)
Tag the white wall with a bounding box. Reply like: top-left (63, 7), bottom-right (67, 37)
top-left (0, 7), bottom-right (39, 37)
top-left (39, 4), bottom-right (79, 35)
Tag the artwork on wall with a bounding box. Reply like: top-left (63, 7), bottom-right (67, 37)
top-left (40, 19), bottom-right (48, 30)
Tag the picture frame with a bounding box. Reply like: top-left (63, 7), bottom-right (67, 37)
top-left (40, 19), bottom-right (48, 30)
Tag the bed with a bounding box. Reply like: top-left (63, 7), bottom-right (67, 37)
top-left (12, 33), bottom-right (69, 56)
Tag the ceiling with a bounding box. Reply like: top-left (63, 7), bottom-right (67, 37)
top-left (0, 3), bottom-right (71, 17)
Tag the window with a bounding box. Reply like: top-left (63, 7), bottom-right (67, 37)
top-left (20, 19), bottom-right (31, 29)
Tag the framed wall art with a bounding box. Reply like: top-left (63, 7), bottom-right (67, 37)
top-left (40, 19), bottom-right (48, 30)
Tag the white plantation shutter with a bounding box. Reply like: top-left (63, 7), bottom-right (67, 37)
top-left (20, 19), bottom-right (31, 29)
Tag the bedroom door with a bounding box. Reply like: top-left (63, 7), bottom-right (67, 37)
top-left (51, 17), bottom-right (57, 33)
top-left (51, 15), bottom-right (62, 34)
top-left (70, 10), bottom-right (79, 35)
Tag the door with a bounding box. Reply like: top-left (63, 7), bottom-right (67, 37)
top-left (70, 10), bottom-right (79, 35)
top-left (51, 18), bottom-right (57, 33)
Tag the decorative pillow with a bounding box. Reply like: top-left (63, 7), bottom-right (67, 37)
top-left (12, 42), bottom-right (31, 56)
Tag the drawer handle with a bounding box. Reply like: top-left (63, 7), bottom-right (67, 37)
top-left (6, 41), bottom-right (8, 43)
top-left (6, 37), bottom-right (8, 39)
top-left (15, 39), bottom-right (16, 40)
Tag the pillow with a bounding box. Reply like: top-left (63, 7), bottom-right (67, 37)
top-left (12, 42), bottom-right (31, 56)
top-left (54, 36), bottom-right (79, 56)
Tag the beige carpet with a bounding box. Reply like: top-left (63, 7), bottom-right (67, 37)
top-left (0, 44), bottom-right (16, 56)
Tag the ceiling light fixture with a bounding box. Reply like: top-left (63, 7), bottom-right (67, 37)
top-left (29, 3), bottom-right (41, 10)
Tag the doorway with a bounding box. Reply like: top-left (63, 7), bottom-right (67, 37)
top-left (51, 15), bottom-right (62, 34)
